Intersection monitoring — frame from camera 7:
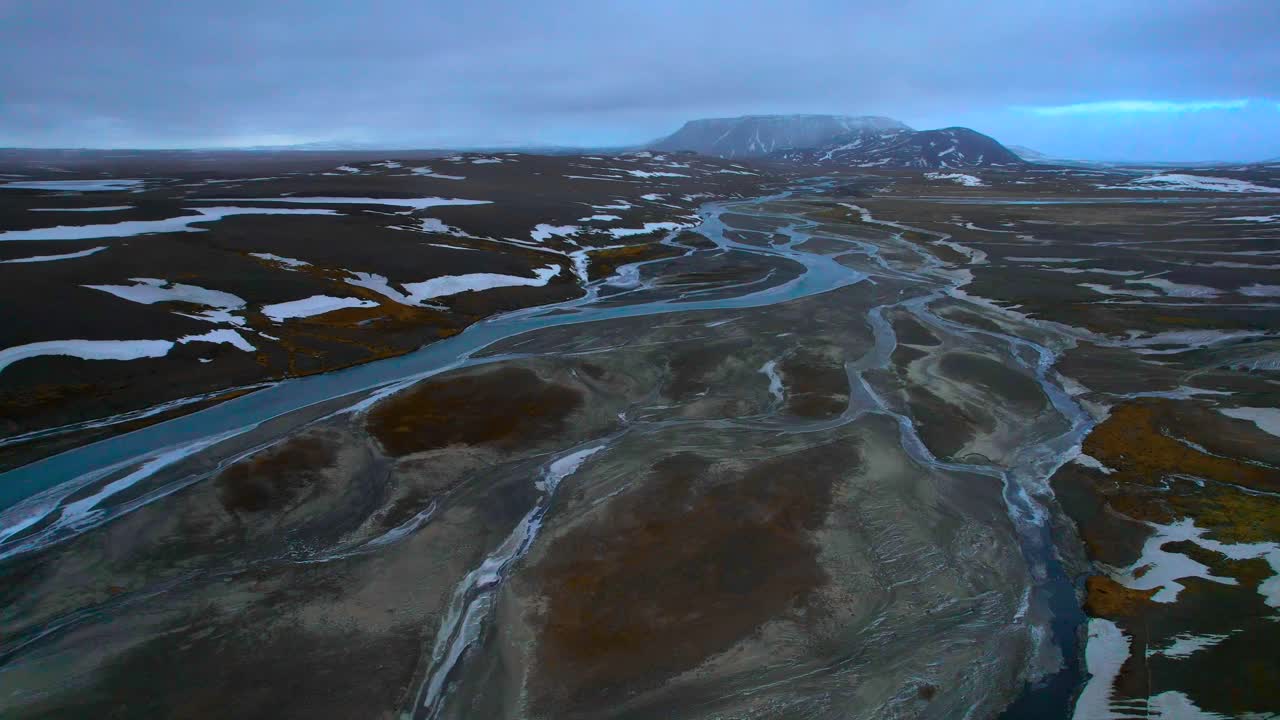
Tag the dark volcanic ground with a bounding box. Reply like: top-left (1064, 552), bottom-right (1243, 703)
top-left (0, 150), bottom-right (770, 467)
top-left (1, 152), bottom-right (1278, 719)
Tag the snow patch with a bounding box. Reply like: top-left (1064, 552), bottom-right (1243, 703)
top-left (0, 339), bottom-right (174, 374)
top-left (1072, 618), bottom-right (1131, 720)
top-left (249, 252), bottom-right (311, 268)
top-left (608, 221), bottom-right (691, 238)
top-left (177, 329), bottom-right (256, 352)
top-left (261, 295), bottom-right (378, 321)
top-left (0, 207), bottom-right (337, 242)
top-left (925, 172), bottom-right (985, 187)
top-left (85, 278), bottom-right (245, 309)
top-left (1239, 284), bottom-right (1280, 297)
top-left (1219, 407), bottom-right (1280, 438)
top-left (1101, 174), bottom-right (1280, 194)
top-left (1, 179), bottom-right (145, 192)
top-left (193, 196), bottom-right (491, 211)
top-left (0, 246), bottom-right (107, 263)
top-left (530, 224), bottom-right (580, 243)
top-left (400, 265), bottom-right (561, 303)
top-left (30, 205), bottom-right (132, 212)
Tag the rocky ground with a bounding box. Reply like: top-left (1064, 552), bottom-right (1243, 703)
top-left (0, 155), bottom-right (1277, 719)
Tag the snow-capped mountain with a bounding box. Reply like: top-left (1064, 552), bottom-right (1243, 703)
top-left (778, 127), bottom-right (1024, 169)
top-left (649, 114), bottom-right (911, 159)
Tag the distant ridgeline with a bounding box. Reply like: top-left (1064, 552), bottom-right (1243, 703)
top-left (650, 114), bottom-right (1026, 169)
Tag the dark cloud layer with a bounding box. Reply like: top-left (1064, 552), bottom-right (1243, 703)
top-left (2, 0), bottom-right (1277, 160)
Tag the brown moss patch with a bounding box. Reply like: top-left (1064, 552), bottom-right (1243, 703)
top-left (906, 386), bottom-right (980, 460)
top-left (1084, 575), bottom-right (1156, 619)
top-left (779, 350), bottom-right (849, 419)
top-left (366, 367), bottom-right (582, 456)
top-left (663, 339), bottom-right (749, 400)
top-left (531, 442), bottom-right (859, 714)
top-left (217, 435), bottom-right (337, 514)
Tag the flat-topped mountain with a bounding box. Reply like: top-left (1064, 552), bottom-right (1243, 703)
top-left (649, 114), bottom-right (911, 159)
top-left (651, 114), bottom-right (1024, 169)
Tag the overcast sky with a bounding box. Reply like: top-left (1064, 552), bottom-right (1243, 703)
top-left (2, 0), bottom-right (1277, 161)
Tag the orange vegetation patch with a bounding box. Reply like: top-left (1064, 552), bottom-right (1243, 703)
top-left (587, 243), bottom-right (682, 282)
top-left (0, 382), bottom-right (95, 435)
top-left (365, 367), bottom-right (582, 456)
top-left (531, 442), bottom-right (859, 714)
top-left (1083, 401), bottom-right (1280, 495)
top-left (1084, 575), bottom-right (1156, 619)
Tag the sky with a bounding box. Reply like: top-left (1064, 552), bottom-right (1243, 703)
top-left (1, 0), bottom-right (1277, 162)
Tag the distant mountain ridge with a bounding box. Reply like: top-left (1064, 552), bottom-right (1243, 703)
top-left (650, 114), bottom-right (911, 159)
top-left (650, 114), bottom-right (1023, 169)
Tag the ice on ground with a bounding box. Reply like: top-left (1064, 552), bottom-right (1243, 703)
top-left (1219, 407), bottom-right (1280, 438)
top-left (470, 158), bottom-right (505, 164)
top-left (336, 165), bottom-right (361, 173)
top-left (609, 221), bottom-right (692, 238)
top-left (345, 272), bottom-right (414, 306)
top-left (1072, 618), bottom-right (1131, 720)
top-left (1006, 257), bottom-right (1086, 263)
top-left (408, 167), bottom-right (465, 180)
top-left (640, 193), bottom-right (665, 201)
top-left (249, 252), bottom-right (311, 268)
top-left (1100, 174), bottom-right (1280, 193)
top-left (1116, 518), bottom-right (1280, 607)
top-left (1239, 284), bottom-right (1280, 297)
top-left (85, 278), bottom-right (245, 309)
top-left (0, 246), bottom-right (107, 263)
top-left (1043, 267), bottom-right (1143, 276)
top-left (261, 295), bottom-right (378, 321)
top-left (1217, 214), bottom-right (1280, 223)
top-left (0, 339), bottom-right (174, 374)
top-left (177, 329), bottom-right (256, 352)
top-left (925, 172), bottom-right (985, 187)
top-left (192, 196), bottom-right (491, 211)
top-left (177, 309), bottom-right (246, 326)
top-left (0, 179), bottom-right (146, 192)
top-left (30, 205), bottom-right (133, 212)
top-left (400, 265), bottom-right (561, 303)
top-left (530, 224), bottom-right (580, 242)
top-left (759, 360), bottom-right (784, 405)
top-left (1154, 632), bottom-right (1235, 659)
top-left (1072, 452), bottom-right (1116, 474)
top-left (592, 201), bottom-right (633, 210)
top-left (623, 170), bottom-right (688, 178)
top-left (417, 218), bottom-right (477, 238)
top-left (1080, 283), bottom-right (1161, 298)
top-left (0, 206), bottom-right (338, 242)
top-left (1125, 277), bottom-right (1220, 298)
top-left (1145, 691), bottom-right (1232, 719)
top-left (578, 214), bottom-right (621, 222)
top-left (1118, 329), bottom-right (1269, 355)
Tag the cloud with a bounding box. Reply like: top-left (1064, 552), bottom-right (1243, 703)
top-left (0, 0), bottom-right (1277, 160)
top-left (1017, 99), bottom-right (1256, 116)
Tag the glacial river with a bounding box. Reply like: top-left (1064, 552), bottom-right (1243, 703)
top-left (0, 186), bottom-right (1090, 718)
